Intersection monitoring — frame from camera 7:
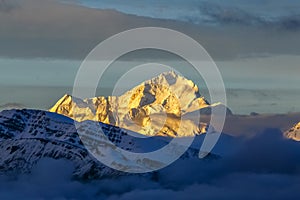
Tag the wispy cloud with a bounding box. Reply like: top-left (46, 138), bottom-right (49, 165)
top-left (279, 14), bottom-right (300, 31)
top-left (72, 0), bottom-right (300, 31)
top-left (198, 2), bottom-right (300, 31)
top-left (196, 2), bottom-right (264, 26)
top-left (0, 0), bottom-right (300, 60)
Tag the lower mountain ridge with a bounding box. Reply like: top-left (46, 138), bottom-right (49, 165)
top-left (0, 109), bottom-right (219, 179)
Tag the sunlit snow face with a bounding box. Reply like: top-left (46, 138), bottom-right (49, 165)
top-left (68, 27), bottom-right (226, 173)
top-left (1, 0), bottom-right (300, 115)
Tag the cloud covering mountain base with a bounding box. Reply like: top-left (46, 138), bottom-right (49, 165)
top-left (1, 129), bottom-right (300, 199)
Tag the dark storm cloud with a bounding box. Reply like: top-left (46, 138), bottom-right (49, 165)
top-left (0, 0), bottom-right (300, 60)
top-left (1, 129), bottom-right (300, 199)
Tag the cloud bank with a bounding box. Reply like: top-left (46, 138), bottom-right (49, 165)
top-left (0, 0), bottom-right (300, 60)
top-left (72, 0), bottom-right (300, 31)
top-left (1, 129), bottom-right (300, 199)
top-left (70, 0), bottom-right (300, 30)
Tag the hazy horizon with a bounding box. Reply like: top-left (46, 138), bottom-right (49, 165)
top-left (1, 57), bottom-right (299, 114)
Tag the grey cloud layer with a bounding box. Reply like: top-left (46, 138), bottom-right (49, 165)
top-left (74, 0), bottom-right (300, 30)
top-left (0, 0), bottom-right (300, 60)
top-left (198, 2), bottom-right (300, 31)
top-left (0, 0), bottom-right (19, 12)
top-left (1, 129), bottom-right (300, 199)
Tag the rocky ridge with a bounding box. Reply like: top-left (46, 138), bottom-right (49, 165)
top-left (50, 71), bottom-right (230, 137)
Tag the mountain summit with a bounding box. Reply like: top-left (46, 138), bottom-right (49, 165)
top-left (50, 71), bottom-right (230, 137)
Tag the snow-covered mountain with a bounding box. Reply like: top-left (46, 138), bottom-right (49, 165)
top-left (0, 109), bottom-right (219, 179)
top-left (50, 71), bottom-right (231, 137)
top-left (285, 122), bottom-right (300, 141)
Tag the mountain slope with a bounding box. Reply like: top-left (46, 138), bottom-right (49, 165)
top-left (0, 109), bottom-right (218, 178)
top-left (285, 122), bottom-right (300, 141)
top-left (50, 71), bottom-right (230, 137)
top-left (0, 109), bottom-right (115, 179)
